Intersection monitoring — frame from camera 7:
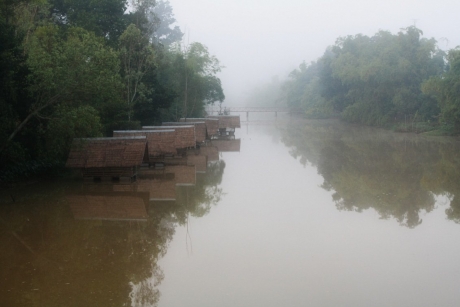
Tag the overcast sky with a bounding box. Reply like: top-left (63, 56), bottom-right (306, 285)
top-left (167, 0), bottom-right (460, 106)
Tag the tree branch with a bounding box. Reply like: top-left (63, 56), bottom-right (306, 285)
top-left (0, 93), bottom-right (62, 154)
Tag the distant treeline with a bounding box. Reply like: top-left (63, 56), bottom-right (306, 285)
top-left (279, 26), bottom-right (460, 134)
top-left (0, 0), bottom-right (224, 179)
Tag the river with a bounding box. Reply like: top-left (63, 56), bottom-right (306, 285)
top-left (1, 118), bottom-right (460, 307)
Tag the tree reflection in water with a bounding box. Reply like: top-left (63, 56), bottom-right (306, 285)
top-left (0, 160), bottom-right (226, 307)
top-left (280, 119), bottom-right (460, 228)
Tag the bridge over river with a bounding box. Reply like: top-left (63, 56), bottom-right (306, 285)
top-left (206, 106), bottom-right (296, 120)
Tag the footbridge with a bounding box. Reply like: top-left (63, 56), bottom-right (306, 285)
top-left (207, 107), bottom-right (294, 119)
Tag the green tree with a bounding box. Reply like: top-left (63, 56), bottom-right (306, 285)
top-left (281, 62), bottom-right (311, 110)
top-left (0, 0), bottom-right (51, 164)
top-left (422, 48), bottom-right (460, 132)
top-left (49, 0), bottom-right (129, 45)
top-left (1, 25), bottom-right (123, 155)
top-left (128, 0), bottom-right (183, 125)
top-left (167, 42), bottom-right (224, 119)
top-left (281, 60), bottom-right (333, 117)
top-left (0, 15), bottom-right (30, 161)
top-left (150, 0), bottom-right (183, 46)
top-left (119, 23), bottom-right (156, 122)
top-left (44, 104), bottom-right (103, 160)
top-left (278, 27), bottom-right (445, 128)
top-left (330, 27), bottom-right (444, 125)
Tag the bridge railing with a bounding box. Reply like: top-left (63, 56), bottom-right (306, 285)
top-left (206, 107), bottom-right (292, 114)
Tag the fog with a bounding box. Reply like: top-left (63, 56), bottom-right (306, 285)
top-left (168, 0), bottom-right (460, 106)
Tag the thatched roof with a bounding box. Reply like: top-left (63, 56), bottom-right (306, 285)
top-left (180, 118), bottom-right (219, 137)
top-left (142, 125), bottom-right (196, 149)
top-left (211, 139), bottom-right (241, 152)
top-left (207, 115), bottom-right (241, 129)
top-left (162, 122), bottom-right (207, 143)
top-left (66, 137), bottom-right (147, 168)
top-left (113, 130), bottom-right (176, 157)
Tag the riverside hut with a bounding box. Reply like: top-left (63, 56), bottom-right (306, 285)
top-left (180, 118), bottom-right (219, 138)
top-left (113, 130), bottom-right (176, 159)
top-left (162, 121), bottom-right (207, 143)
top-left (207, 115), bottom-right (241, 129)
top-left (207, 115), bottom-right (240, 136)
top-left (142, 126), bottom-right (196, 151)
top-left (66, 137), bottom-right (147, 180)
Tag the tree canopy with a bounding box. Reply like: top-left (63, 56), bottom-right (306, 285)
top-left (279, 26), bottom-right (456, 132)
top-left (422, 48), bottom-right (460, 132)
top-left (0, 0), bottom-right (225, 179)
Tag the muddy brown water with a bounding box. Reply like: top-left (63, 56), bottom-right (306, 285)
top-left (2, 118), bottom-right (460, 307)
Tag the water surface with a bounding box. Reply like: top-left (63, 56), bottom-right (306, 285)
top-left (1, 119), bottom-right (460, 307)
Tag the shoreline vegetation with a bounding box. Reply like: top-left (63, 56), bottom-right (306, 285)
top-left (0, 0), bottom-right (225, 183)
top-left (274, 27), bottom-right (460, 137)
top-left (2, 3), bottom-right (459, 182)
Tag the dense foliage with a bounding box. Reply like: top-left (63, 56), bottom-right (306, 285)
top-left (280, 27), bottom-right (460, 133)
top-left (0, 0), bottom-right (225, 180)
top-left (422, 48), bottom-right (460, 132)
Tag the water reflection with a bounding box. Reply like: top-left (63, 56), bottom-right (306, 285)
top-left (0, 154), bottom-right (226, 306)
top-left (280, 119), bottom-right (460, 228)
top-left (210, 139), bottom-right (241, 152)
top-left (67, 186), bottom-right (150, 221)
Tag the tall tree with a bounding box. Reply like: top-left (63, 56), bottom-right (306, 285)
top-left (119, 23), bottom-right (156, 122)
top-left (49, 0), bottom-right (128, 45)
top-left (168, 42), bottom-right (224, 119)
top-left (422, 48), bottom-right (460, 132)
top-left (1, 25), bottom-right (123, 154)
top-left (279, 26), bottom-right (445, 127)
top-left (150, 0), bottom-right (183, 46)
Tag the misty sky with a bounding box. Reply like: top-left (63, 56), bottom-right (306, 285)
top-left (167, 0), bottom-right (460, 106)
